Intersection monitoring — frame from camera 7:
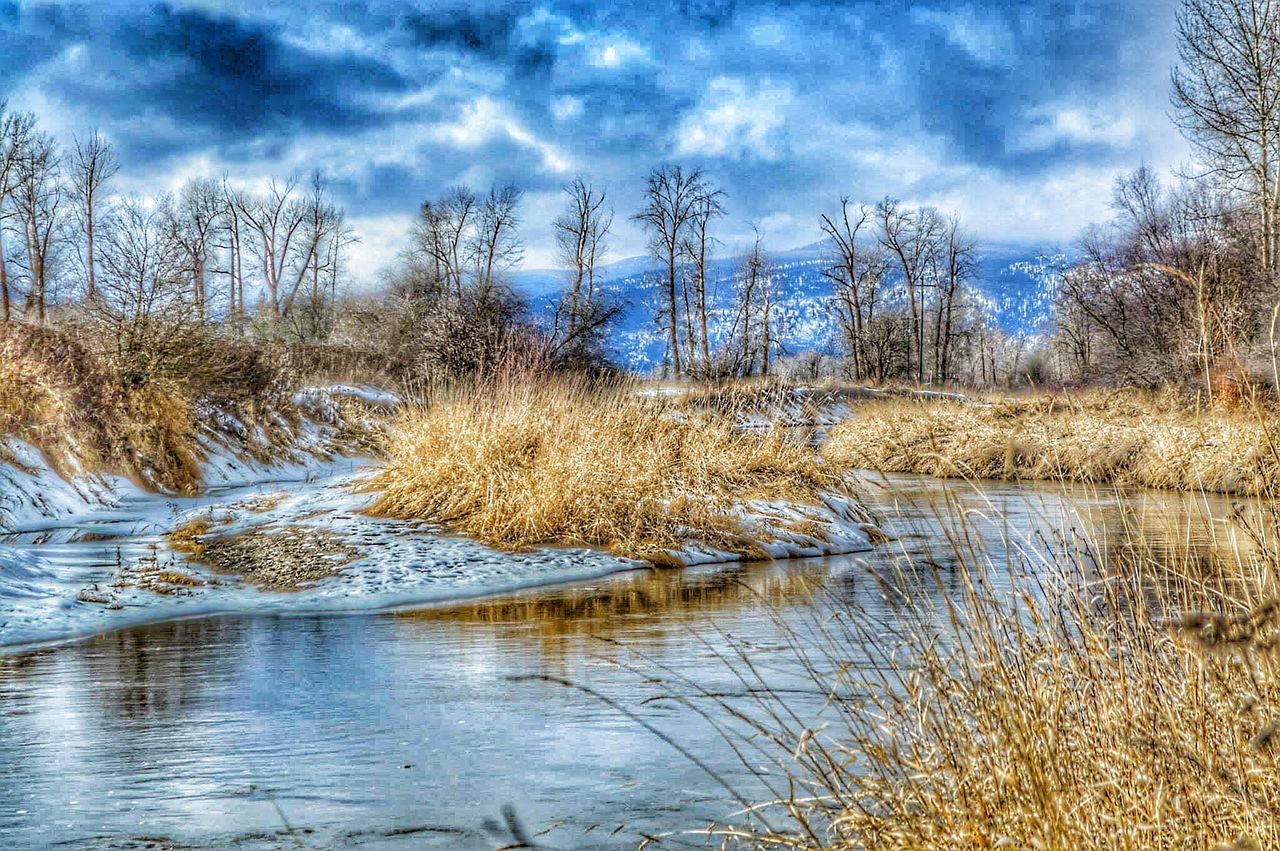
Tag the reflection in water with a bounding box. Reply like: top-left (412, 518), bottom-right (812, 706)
top-left (0, 473), bottom-right (1265, 849)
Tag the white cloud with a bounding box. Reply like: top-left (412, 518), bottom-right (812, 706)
top-left (1009, 105), bottom-right (1139, 153)
top-left (343, 213), bottom-right (416, 289)
top-left (432, 97), bottom-right (572, 174)
top-left (917, 165), bottom-right (1121, 244)
top-left (550, 95), bottom-right (584, 122)
top-left (673, 78), bottom-right (793, 161)
top-left (587, 37), bottom-right (649, 68)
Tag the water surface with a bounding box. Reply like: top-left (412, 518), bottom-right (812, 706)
top-left (0, 474), bottom-right (1256, 849)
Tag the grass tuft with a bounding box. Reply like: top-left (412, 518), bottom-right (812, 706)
top-left (365, 379), bottom-right (856, 563)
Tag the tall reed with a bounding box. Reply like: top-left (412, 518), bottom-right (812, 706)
top-left (673, 485), bottom-right (1280, 850)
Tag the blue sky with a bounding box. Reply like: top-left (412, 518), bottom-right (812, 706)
top-left (2, 0), bottom-right (1187, 281)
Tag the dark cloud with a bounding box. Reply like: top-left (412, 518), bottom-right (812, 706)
top-left (4, 0), bottom-right (1186, 266)
top-left (398, 6), bottom-right (527, 56)
top-left (28, 2), bottom-right (408, 159)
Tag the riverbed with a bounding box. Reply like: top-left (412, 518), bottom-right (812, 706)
top-left (0, 473), bottom-right (1255, 849)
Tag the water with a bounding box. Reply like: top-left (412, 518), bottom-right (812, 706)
top-left (0, 474), bottom-right (1257, 849)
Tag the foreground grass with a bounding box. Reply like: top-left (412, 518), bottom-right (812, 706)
top-left (692, 493), bottom-right (1280, 850)
top-left (366, 380), bottom-right (857, 564)
top-left (824, 390), bottom-right (1280, 495)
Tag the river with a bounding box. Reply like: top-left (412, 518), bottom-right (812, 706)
top-left (0, 473), bottom-right (1254, 849)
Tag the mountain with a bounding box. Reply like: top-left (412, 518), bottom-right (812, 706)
top-left (513, 241), bottom-right (1067, 372)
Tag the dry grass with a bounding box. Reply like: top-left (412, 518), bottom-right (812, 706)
top-left (687, 494), bottom-right (1280, 850)
top-left (0, 324), bottom-right (204, 491)
top-left (166, 516), bottom-right (217, 560)
top-left (0, 322), bottom-right (387, 495)
top-left (366, 379), bottom-right (855, 564)
top-left (824, 390), bottom-right (1280, 495)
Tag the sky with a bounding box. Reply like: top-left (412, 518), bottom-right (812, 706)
top-left (1, 0), bottom-right (1189, 284)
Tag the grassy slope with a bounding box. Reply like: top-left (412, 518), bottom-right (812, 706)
top-left (0, 323), bottom-right (389, 496)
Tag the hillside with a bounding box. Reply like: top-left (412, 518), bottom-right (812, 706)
top-left (514, 242), bottom-right (1067, 372)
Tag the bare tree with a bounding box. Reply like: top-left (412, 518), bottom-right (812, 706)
top-left (415, 186), bottom-right (477, 298)
top-left (551, 177), bottom-right (617, 364)
top-left (92, 197), bottom-right (194, 373)
top-left (822, 199), bottom-right (890, 381)
top-left (0, 103), bottom-right (35, 322)
top-left (1172, 0), bottom-right (1280, 273)
top-left (218, 177), bottom-right (246, 318)
top-left (680, 184), bottom-right (725, 375)
top-left (634, 165), bottom-right (713, 377)
top-left (469, 183), bottom-right (523, 299)
top-left (11, 131), bottom-right (62, 324)
top-left (731, 225), bottom-right (778, 376)
top-left (554, 177), bottom-right (613, 337)
top-left (232, 178), bottom-right (309, 320)
top-left (163, 177), bottom-right (223, 321)
top-left (934, 215), bottom-right (977, 383)
top-left (876, 198), bottom-right (944, 383)
top-left (288, 171), bottom-right (355, 340)
top-left (69, 130), bottom-right (120, 300)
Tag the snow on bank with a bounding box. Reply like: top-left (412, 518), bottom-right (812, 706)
top-left (670, 493), bottom-right (875, 565)
top-left (0, 468), bottom-right (647, 649)
top-left (0, 441), bottom-right (142, 533)
top-left (0, 460), bottom-right (877, 649)
top-left (291, 384), bottom-right (402, 422)
top-left (0, 385), bottom-right (396, 535)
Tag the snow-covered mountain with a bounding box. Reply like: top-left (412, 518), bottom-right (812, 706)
top-left (514, 242), bottom-right (1067, 372)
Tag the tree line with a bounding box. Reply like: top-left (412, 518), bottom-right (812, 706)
top-left (11, 0), bottom-right (1273, 396)
top-left (0, 95), bottom-right (1044, 391)
top-left (0, 102), bottom-right (354, 365)
top-left (1045, 0), bottom-right (1280, 396)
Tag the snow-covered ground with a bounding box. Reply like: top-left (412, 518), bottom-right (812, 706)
top-left (0, 464), bottom-right (646, 649)
top-left (0, 382), bottom-right (876, 650)
top-left (0, 460), bottom-right (875, 649)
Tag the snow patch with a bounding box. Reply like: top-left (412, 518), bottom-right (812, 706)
top-left (666, 491), bottom-right (875, 565)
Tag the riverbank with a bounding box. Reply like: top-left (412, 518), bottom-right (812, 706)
top-left (0, 322), bottom-right (399, 532)
top-left (0, 367), bottom-right (884, 648)
top-left (824, 389), bottom-right (1280, 495)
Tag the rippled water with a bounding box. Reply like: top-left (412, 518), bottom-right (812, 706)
top-left (0, 474), bottom-right (1258, 849)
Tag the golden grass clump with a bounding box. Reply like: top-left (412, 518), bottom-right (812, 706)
top-left (707, 500), bottom-right (1280, 850)
top-left (166, 516), bottom-right (216, 560)
top-left (366, 380), bottom-right (854, 563)
top-left (824, 390), bottom-right (1280, 495)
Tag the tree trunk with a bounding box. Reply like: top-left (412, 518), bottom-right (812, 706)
top-left (195, 256), bottom-right (206, 321)
top-left (0, 231), bottom-right (8, 322)
top-left (667, 252), bottom-right (681, 376)
top-left (86, 203), bottom-right (96, 299)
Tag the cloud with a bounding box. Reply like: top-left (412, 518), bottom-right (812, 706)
top-left (25, 3), bottom-right (408, 158)
top-left (673, 77), bottom-right (793, 161)
top-left (911, 5), bottom-right (1018, 67)
top-left (587, 36), bottom-right (649, 68)
top-left (550, 95), bottom-right (584, 122)
top-left (434, 97), bottom-right (572, 174)
top-left (1009, 105), bottom-right (1140, 153)
top-left (1, 0), bottom-right (1192, 288)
